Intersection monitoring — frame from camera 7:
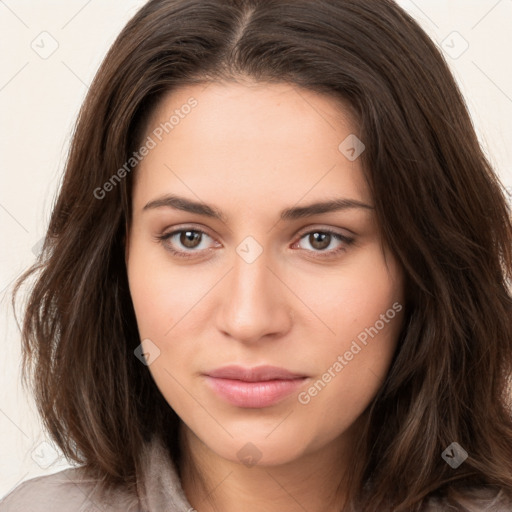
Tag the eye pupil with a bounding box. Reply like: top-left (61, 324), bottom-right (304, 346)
top-left (310, 232), bottom-right (331, 250)
top-left (180, 230), bottom-right (201, 248)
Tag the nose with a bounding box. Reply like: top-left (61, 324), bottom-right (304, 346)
top-left (215, 247), bottom-right (293, 344)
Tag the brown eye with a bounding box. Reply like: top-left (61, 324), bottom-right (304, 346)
top-left (157, 228), bottom-right (216, 259)
top-left (179, 230), bottom-right (202, 249)
top-left (308, 232), bottom-right (331, 250)
top-left (293, 229), bottom-right (355, 260)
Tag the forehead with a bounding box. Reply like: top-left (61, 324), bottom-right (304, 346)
top-left (144, 80), bottom-right (357, 149)
top-left (132, 81), bottom-right (371, 214)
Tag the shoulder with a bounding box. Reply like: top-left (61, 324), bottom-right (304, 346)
top-left (0, 467), bottom-right (140, 512)
top-left (423, 485), bottom-right (512, 511)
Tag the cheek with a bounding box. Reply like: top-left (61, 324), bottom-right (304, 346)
top-left (126, 236), bottom-right (204, 336)
top-left (293, 245), bottom-right (403, 408)
top-left (126, 242), bottom-right (201, 414)
top-left (126, 237), bottom-right (214, 408)
top-left (294, 321), bottom-right (402, 459)
top-left (302, 242), bottom-right (403, 351)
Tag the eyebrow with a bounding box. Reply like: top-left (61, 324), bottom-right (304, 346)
top-left (142, 194), bottom-right (374, 222)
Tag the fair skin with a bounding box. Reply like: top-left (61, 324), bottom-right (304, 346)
top-left (125, 80), bottom-right (405, 512)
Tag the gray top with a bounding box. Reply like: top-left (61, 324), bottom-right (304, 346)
top-left (1, 436), bottom-right (511, 511)
top-left (0, 437), bottom-right (193, 512)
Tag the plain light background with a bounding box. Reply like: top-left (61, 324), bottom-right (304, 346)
top-left (1, 0), bottom-right (511, 500)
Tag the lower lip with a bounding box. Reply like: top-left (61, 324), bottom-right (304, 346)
top-left (205, 376), bottom-right (308, 408)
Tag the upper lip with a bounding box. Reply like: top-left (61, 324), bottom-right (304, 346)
top-left (205, 365), bottom-right (307, 382)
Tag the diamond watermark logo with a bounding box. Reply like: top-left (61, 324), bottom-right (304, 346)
top-left (31, 440), bottom-right (61, 469)
top-left (237, 442), bottom-right (262, 467)
top-left (134, 338), bottom-right (161, 366)
top-left (441, 441), bottom-right (468, 468)
top-left (236, 236), bottom-right (263, 264)
top-left (338, 134), bottom-right (365, 161)
top-left (441, 31), bottom-right (469, 60)
top-left (31, 31), bottom-right (59, 59)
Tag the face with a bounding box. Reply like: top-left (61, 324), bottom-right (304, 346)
top-left (126, 81), bottom-right (404, 467)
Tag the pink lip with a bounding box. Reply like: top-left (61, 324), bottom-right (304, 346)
top-left (204, 365), bottom-right (308, 408)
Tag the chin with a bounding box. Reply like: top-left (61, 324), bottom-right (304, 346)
top-left (207, 432), bottom-right (312, 468)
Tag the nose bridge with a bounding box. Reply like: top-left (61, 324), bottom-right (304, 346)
top-left (228, 232), bottom-right (273, 295)
top-left (230, 242), bottom-right (274, 311)
top-left (216, 239), bottom-right (291, 342)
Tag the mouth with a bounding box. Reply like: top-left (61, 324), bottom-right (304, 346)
top-left (203, 365), bottom-right (309, 408)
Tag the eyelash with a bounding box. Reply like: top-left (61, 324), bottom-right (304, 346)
top-left (155, 226), bottom-right (355, 260)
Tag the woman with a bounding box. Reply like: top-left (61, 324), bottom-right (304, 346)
top-left (3, 0), bottom-right (512, 510)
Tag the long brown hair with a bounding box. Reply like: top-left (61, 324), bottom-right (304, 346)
top-left (11, 0), bottom-right (512, 510)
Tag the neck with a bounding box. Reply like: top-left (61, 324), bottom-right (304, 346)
top-left (179, 421), bottom-right (362, 512)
